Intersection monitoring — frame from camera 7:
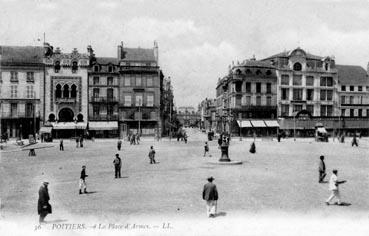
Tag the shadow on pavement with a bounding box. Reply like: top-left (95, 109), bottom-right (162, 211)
top-left (84, 191), bottom-right (98, 195)
top-left (214, 212), bottom-right (227, 217)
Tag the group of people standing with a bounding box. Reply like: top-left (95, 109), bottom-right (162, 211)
top-left (128, 133), bottom-right (140, 145)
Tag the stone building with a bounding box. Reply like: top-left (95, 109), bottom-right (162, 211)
top-left (160, 76), bottom-right (176, 137)
top-left (43, 46), bottom-right (91, 138)
top-left (199, 98), bottom-right (216, 131)
top-left (215, 58), bottom-right (279, 136)
top-left (177, 106), bottom-right (200, 127)
top-left (88, 53), bottom-right (120, 138)
top-left (118, 42), bottom-right (161, 137)
top-left (0, 46), bottom-right (44, 138)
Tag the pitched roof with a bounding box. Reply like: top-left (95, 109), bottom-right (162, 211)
top-left (122, 48), bottom-right (156, 62)
top-left (336, 65), bottom-right (369, 85)
top-left (95, 57), bottom-right (119, 65)
top-left (262, 49), bottom-right (323, 61)
top-left (239, 59), bottom-right (275, 68)
top-left (0, 46), bottom-right (44, 66)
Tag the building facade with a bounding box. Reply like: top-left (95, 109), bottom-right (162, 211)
top-left (43, 46), bottom-right (91, 138)
top-left (199, 98), bottom-right (216, 131)
top-left (88, 55), bottom-right (120, 138)
top-left (160, 76), bottom-right (176, 137)
top-left (0, 46), bottom-right (44, 138)
top-left (118, 42), bottom-right (162, 137)
top-left (215, 59), bottom-right (278, 136)
top-left (177, 106), bottom-right (200, 127)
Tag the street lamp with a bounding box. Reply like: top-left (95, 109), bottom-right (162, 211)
top-left (138, 98), bottom-right (142, 135)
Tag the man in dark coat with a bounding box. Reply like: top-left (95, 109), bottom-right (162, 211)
top-left (113, 154), bottom-right (122, 178)
top-left (59, 139), bottom-right (64, 151)
top-left (148, 146), bottom-right (156, 164)
top-left (319, 155), bottom-right (327, 183)
top-left (117, 139), bottom-right (122, 151)
top-left (202, 177), bottom-right (218, 217)
top-left (38, 181), bottom-right (51, 223)
top-left (79, 165), bottom-right (88, 194)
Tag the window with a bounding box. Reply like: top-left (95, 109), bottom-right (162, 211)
top-left (358, 109), bottom-right (362, 117)
top-left (136, 75), bottom-right (142, 86)
top-left (124, 95), bottom-right (132, 106)
top-left (63, 84), bottom-right (69, 98)
top-left (358, 86), bottom-right (362, 91)
top-left (26, 72), bottom-right (34, 83)
top-left (281, 104), bottom-right (289, 116)
top-left (266, 96), bottom-right (272, 106)
top-left (125, 77), bottom-right (131, 86)
top-left (54, 61), bottom-right (61, 73)
top-left (320, 77), bottom-right (333, 87)
top-left (341, 109), bottom-right (346, 117)
top-left (108, 66), bottom-right (113, 73)
top-left (350, 96), bottom-right (354, 104)
top-left (26, 86), bottom-right (34, 98)
top-left (341, 85), bottom-right (346, 91)
top-left (321, 105), bottom-right (333, 116)
top-left (93, 88), bottom-right (99, 98)
top-left (93, 65), bottom-right (99, 72)
top-left (320, 90), bottom-right (333, 101)
top-left (293, 89), bottom-right (303, 100)
top-left (281, 75), bottom-right (289, 85)
top-left (350, 109), bottom-right (354, 117)
top-left (10, 72), bottom-right (18, 82)
top-left (11, 85), bottom-right (17, 98)
top-left (246, 82), bottom-right (251, 93)
top-left (107, 88), bottom-right (114, 100)
top-left (266, 83), bottom-right (272, 94)
top-left (306, 105), bottom-right (314, 115)
top-left (72, 61), bottom-right (78, 73)
top-left (256, 70), bottom-right (262, 75)
top-left (55, 84), bottom-right (62, 98)
top-left (147, 77), bottom-right (153, 87)
top-left (293, 105), bottom-right (303, 112)
top-left (281, 88), bottom-right (289, 100)
top-left (306, 89), bottom-right (314, 101)
top-left (107, 77), bottom-right (114, 86)
top-left (306, 76), bottom-right (314, 86)
top-left (71, 84), bottom-right (77, 98)
top-left (246, 96), bottom-right (251, 105)
top-left (293, 75), bottom-right (302, 86)
top-left (246, 69), bottom-right (252, 74)
top-left (10, 103), bottom-right (17, 117)
top-left (266, 70), bottom-right (272, 76)
top-left (93, 77), bottom-right (99, 85)
top-left (256, 96), bottom-right (261, 106)
top-left (107, 105), bottom-right (114, 116)
top-left (0, 72), bottom-right (2, 83)
top-left (135, 94), bottom-right (143, 106)
top-left (26, 103), bottom-right (33, 117)
top-left (256, 83), bottom-right (261, 93)
top-left (147, 94), bottom-right (154, 107)
top-left (93, 105), bottom-right (100, 116)
top-left (350, 86), bottom-right (354, 91)
top-left (306, 60), bottom-right (315, 69)
top-left (293, 62), bottom-right (302, 71)
top-left (340, 96), bottom-right (346, 104)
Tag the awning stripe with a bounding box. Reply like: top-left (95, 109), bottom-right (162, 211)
top-left (250, 120), bottom-right (266, 127)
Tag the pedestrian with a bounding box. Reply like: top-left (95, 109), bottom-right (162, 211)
top-left (59, 139), bottom-right (64, 151)
top-left (136, 133), bottom-right (140, 145)
top-left (326, 169), bottom-right (346, 205)
top-left (117, 139), bottom-right (122, 151)
top-left (204, 142), bottom-right (209, 157)
top-left (76, 137), bottom-right (79, 148)
top-left (184, 133), bottom-right (188, 144)
top-left (80, 135), bottom-right (84, 148)
top-left (79, 165), bottom-right (88, 194)
top-left (202, 176), bottom-right (218, 218)
top-left (148, 146), bottom-right (156, 164)
top-left (318, 155), bottom-right (326, 183)
top-left (38, 181), bottom-right (52, 223)
top-left (113, 154), bottom-right (122, 178)
top-left (352, 134), bottom-right (358, 147)
top-left (249, 142), bottom-right (256, 153)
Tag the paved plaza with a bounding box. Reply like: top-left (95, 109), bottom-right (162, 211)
top-left (1, 129), bottom-right (369, 235)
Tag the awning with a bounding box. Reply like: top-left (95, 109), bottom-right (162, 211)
top-left (317, 127), bottom-right (327, 133)
top-left (250, 120), bottom-right (266, 127)
top-left (52, 122), bottom-right (87, 130)
top-left (88, 121), bottom-right (118, 130)
top-left (39, 126), bottom-right (52, 133)
top-left (237, 120), bottom-right (252, 128)
top-left (264, 120), bottom-right (280, 128)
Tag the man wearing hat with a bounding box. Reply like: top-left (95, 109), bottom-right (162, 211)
top-left (318, 155), bottom-right (326, 183)
top-left (79, 165), bottom-right (88, 194)
top-left (113, 154), bottom-right (122, 178)
top-left (202, 176), bottom-right (219, 217)
top-left (38, 181), bottom-right (51, 223)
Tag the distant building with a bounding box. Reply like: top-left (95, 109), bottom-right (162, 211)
top-left (177, 106), bottom-right (200, 127)
top-left (198, 98), bottom-right (216, 131)
top-left (43, 46), bottom-right (91, 138)
top-left (0, 46), bottom-right (44, 138)
top-left (160, 76), bottom-right (176, 136)
top-left (118, 42), bottom-right (161, 137)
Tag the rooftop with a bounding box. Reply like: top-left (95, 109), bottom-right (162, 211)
top-left (95, 57), bottom-right (120, 65)
top-left (122, 48), bottom-right (156, 62)
top-left (0, 46), bottom-right (44, 66)
top-left (336, 65), bottom-right (369, 85)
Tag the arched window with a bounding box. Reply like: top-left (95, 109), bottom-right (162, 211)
top-left (55, 84), bottom-right (62, 98)
top-left (54, 61), bottom-right (61, 73)
top-left (71, 84), bottom-right (77, 98)
top-left (108, 66), bottom-right (113, 73)
top-left (325, 63), bottom-right (329, 71)
top-left (63, 84), bottom-right (69, 98)
top-left (293, 62), bottom-right (302, 71)
top-left (72, 61), bottom-right (78, 73)
top-left (246, 69), bottom-right (252, 74)
top-left (266, 70), bottom-right (272, 75)
top-left (256, 70), bottom-right (262, 75)
top-left (48, 113), bottom-right (55, 122)
top-left (235, 69), bottom-right (241, 75)
top-left (77, 114), bottom-right (84, 122)
top-left (93, 65), bottom-right (99, 72)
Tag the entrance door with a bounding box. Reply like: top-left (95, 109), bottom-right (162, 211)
top-left (58, 108), bottom-right (74, 122)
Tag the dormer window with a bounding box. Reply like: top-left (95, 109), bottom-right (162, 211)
top-left (108, 65), bottom-right (114, 73)
top-left (246, 69), bottom-right (252, 74)
top-left (293, 62), bottom-right (302, 71)
top-left (93, 65), bottom-right (99, 72)
top-left (266, 70), bottom-right (272, 76)
top-left (72, 61), bottom-right (78, 73)
top-left (54, 61), bottom-right (61, 73)
top-left (325, 63), bottom-right (329, 71)
top-left (256, 70), bottom-right (262, 75)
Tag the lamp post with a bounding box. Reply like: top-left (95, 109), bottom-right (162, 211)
top-left (138, 98), bottom-right (141, 135)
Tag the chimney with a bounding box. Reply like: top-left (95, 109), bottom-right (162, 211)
top-left (117, 41), bottom-right (123, 59)
top-left (154, 41), bottom-right (159, 64)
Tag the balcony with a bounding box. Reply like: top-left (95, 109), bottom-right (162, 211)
top-left (89, 114), bottom-right (119, 121)
top-left (0, 111), bottom-right (39, 119)
top-left (90, 96), bottom-right (118, 103)
top-left (55, 98), bottom-right (77, 104)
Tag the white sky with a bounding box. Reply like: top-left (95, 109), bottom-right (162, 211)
top-left (1, 0), bottom-right (369, 107)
